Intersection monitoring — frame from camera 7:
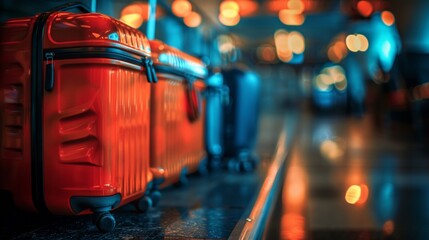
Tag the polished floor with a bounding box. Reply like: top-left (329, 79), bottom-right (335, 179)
top-left (265, 109), bottom-right (429, 240)
top-left (2, 106), bottom-right (428, 239)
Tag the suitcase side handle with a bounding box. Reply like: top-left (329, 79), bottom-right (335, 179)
top-left (48, 2), bottom-right (91, 14)
top-left (185, 78), bottom-right (202, 122)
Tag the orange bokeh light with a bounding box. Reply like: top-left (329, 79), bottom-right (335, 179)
top-left (345, 184), bottom-right (369, 205)
top-left (220, 0), bottom-right (240, 12)
top-left (381, 11), bottom-right (395, 26)
top-left (357, 0), bottom-right (373, 17)
top-left (120, 3), bottom-right (150, 29)
top-left (279, 11), bottom-right (305, 26)
top-left (172, 0), bottom-right (192, 17)
top-left (257, 44), bottom-right (277, 63)
top-left (236, 0), bottom-right (258, 17)
top-left (267, 0), bottom-right (288, 12)
top-left (183, 11), bottom-right (201, 28)
top-left (219, 13), bottom-right (240, 26)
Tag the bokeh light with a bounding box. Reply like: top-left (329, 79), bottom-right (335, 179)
top-left (346, 34), bottom-right (361, 52)
top-left (183, 11), bottom-right (201, 28)
top-left (356, 0), bottom-right (373, 17)
top-left (220, 0), bottom-right (240, 19)
top-left (279, 10), bottom-right (305, 26)
top-left (236, 0), bottom-right (258, 17)
top-left (120, 3), bottom-right (149, 29)
top-left (288, 31), bottom-right (305, 54)
top-left (219, 13), bottom-right (241, 26)
top-left (345, 184), bottom-right (369, 205)
top-left (356, 34), bottom-right (369, 51)
top-left (172, 0), bottom-right (192, 18)
top-left (381, 11), bottom-right (395, 26)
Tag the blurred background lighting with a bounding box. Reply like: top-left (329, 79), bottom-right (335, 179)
top-left (383, 220), bottom-right (395, 235)
top-left (381, 11), bottom-right (395, 26)
top-left (356, 0), bottom-right (373, 17)
top-left (183, 11), bottom-right (201, 28)
top-left (288, 31), bottom-right (305, 54)
top-left (345, 184), bottom-right (369, 205)
top-left (357, 34), bottom-right (369, 51)
top-left (346, 34), bottom-right (361, 52)
top-left (257, 44), bottom-right (277, 63)
top-left (120, 2), bottom-right (149, 29)
top-left (220, 0), bottom-right (240, 19)
top-left (236, 0), bottom-right (258, 17)
top-left (285, 0), bottom-right (305, 15)
top-left (279, 10), bottom-right (305, 26)
top-left (172, 0), bottom-right (192, 18)
top-left (219, 13), bottom-right (241, 26)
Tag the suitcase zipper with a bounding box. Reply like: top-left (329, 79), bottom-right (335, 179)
top-left (45, 52), bottom-right (55, 91)
top-left (44, 48), bottom-right (157, 86)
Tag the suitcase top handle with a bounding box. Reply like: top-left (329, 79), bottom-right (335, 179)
top-left (48, 2), bottom-right (90, 14)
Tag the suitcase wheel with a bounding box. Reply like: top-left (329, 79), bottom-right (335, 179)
top-left (93, 211), bottom-right (116, 233)
top-left (134, 196), bottom-right (153, 212)
top-left (150, 191), bottom-right (162, 207)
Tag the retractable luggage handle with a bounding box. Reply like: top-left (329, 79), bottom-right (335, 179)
top-left (185, 76), bottom-right (202, 122)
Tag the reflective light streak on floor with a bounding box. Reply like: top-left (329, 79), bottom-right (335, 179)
top-left (265, 111), bottom-right (429, 240)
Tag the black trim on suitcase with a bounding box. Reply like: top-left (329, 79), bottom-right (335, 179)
top-left (44, 47), bottom-right (157, 87)
top-left (31, 12), bottom-right (51, 213)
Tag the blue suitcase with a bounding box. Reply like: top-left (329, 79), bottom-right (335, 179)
top-left (204, 72), bottom-right (228, 169)
top-left (221, 65), bottom-right (260, 172)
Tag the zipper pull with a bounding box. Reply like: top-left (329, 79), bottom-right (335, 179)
top-left (45, 52), bottom-right (55, 91)
top-left (143, 57), bottom-right (153, 83)
top-left (148, 59), bottom-right (158, 83)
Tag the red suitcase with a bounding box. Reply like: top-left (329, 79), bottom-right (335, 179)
top-left (0, 3), bottom-right (157, 232)
top-left (149, 40), bottom-right (207, 188)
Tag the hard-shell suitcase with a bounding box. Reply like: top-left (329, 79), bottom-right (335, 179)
top-left (204, 72), bottom-right (227, 169)
top-left (149, 40), bottom-right (207, 187)
top-left (221, 65), bottom-right (260, 172)
top-left (0, 3), bottom-right (158, 232)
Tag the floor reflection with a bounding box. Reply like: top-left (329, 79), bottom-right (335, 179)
top-left (268, 111), bottom-right (429, 240)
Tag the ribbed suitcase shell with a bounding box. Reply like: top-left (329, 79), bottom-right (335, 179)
top-left (0, 12), bottom-right (153, 215)
top-left (149, 40), bottom-right (207, 188)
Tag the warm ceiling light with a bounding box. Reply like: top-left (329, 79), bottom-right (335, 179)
top-left (286, 0), bottom-right (305, 15)
top-left (120, 13), bottom-right (144, 29)
top-left (345, 34), bottom-right (360, 52)
top-left (267, 0), bottom-right (287, 12)
top-left (219, 13), bottom-right (240, 26)
top-left (221, 8), bottom-right (239, 19)
top-left (120, 3), bottom-right (149, 29)
top-left (356, 0), bottom-right (373, 17)
top-left (288, 31), bottom-right (305, 54)
top-left (381, 11), bottom-right (395, 26)
top-left (236, 0), bottom-right (258, 17)
top-left (220, 1), bottom-right (240, 12)
top-left (172, 0), bottom-right (192, 17)
top-left (356, 34), bottom-right (369, 51)
top-left (279, 11), bottom-right (305, 26)
top-left (220, 1), bottom-right (240, 19)
top-left (183, 11), bottom-right (201, 28)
